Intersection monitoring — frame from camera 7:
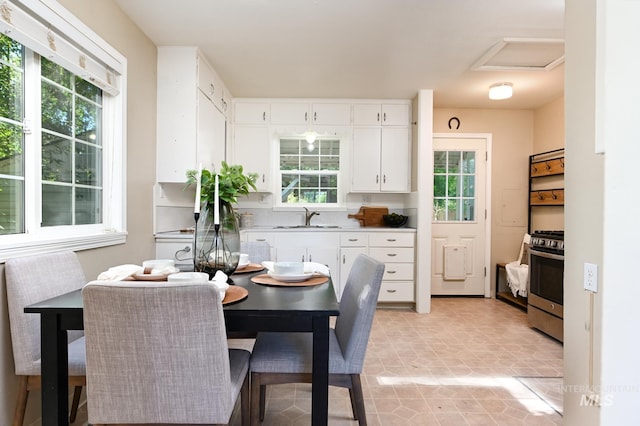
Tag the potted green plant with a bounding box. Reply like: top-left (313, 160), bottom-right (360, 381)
top-left (185, 162), bottom-right (258, 278)
top-left (186, 161), bottom-right (258, 206)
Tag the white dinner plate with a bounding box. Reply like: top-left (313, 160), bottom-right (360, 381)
top-left (268, 271), bottom-right (315, 282)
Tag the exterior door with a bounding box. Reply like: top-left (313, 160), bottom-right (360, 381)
top-left (431, 137), bottom-right (487, 295)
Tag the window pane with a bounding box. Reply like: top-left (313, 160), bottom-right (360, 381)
top-left (0, 122), bottom-right (24, 176)
top-left (42, 184), bottom-right (72, 226)
top-left (447, 151), bottom-right (461, 173)
top-left (75, 76), bottom-right (102, 103)
top-left (75, 97), bottom-right (101, 144)
top-left (76, 187), bottom-right (101, 224)
top-left (0, 178), bottom-right (24, 234)
top-left (446, 199), bottom-right (459, 221)
top-left (434, 175), bottom-right (446, 197)
top-left (41, 81), bottom-right (72, 135)
top-left (447, 175), bottom-right (458, 197)
top-left (463, 151), bottom-right (476, 173)
top-left (463, 199), bottom-right (475, 221)
top-left (41, 57), bottom-right (72, 89)
top-left (463, 176), bottom-right (475, 197)
top-left (300, 156), bottom-right (319, 171)
top-left (433, 199), bottom-right (446, 221)
top-left (75, 142), bottom-right (101, 186)
top-left (319, 156), bottom-right (339, 171)
top-left (0, 36), bottom-right (24, 122)
top-left (434, 151), bottom-right (447, 173)
top-left (42, 132), bottom-right (72, 183)
top-left (319, 140), bottom-right (339, 156)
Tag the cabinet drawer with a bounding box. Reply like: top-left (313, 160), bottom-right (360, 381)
top-left (381, 263), bottom-right (414, 281)
top-left (244, 232), bottom-right (276, 246)
top-left (368, 247), bottom-right (414, 263)
top-left (369, 233), bottom-right (414, 247)
top-left (340, 232), bottom-right (368, 247)
top-left (378, 281), bottom-right (414, 302)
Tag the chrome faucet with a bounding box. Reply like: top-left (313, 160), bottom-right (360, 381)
top-left (304, 207), bottom-right (320, 226)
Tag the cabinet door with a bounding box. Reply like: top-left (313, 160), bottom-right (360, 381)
top-left (380, 127), bottom-right (410, 192)
top-left (198, 94), bottom-right (226, 173)
top-left (312, 103), bottom-right (351, 125)
top-left (197, 55), bottom-right (216, 102)
top-left (339, 247), bottom-right (368, 300)
top-left (351, 127), bottom-right (382, 192)
top-left (270, 102), bottom-right (310, 125)
top-left (234, 102), bottom-right (269, 124)
top-left (233, 126), bottom-right (271, 191)
top-left (381, 104), bottom-right (410, 126)
top-left (353, 104), bottom-right (382, 126)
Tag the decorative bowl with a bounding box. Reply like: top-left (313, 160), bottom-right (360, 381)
top-left (383, 214), bottom-right (408, 228)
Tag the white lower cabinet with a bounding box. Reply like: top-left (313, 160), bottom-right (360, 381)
top-left (339, 232), bottom-right (368, 300)
top-left (368, 232), bottom-right (415, 302)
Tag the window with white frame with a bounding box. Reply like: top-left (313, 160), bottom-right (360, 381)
top-left (0, 0), bottom-right (126, 260)
top-left (278, 137), bottom-right (340, 206)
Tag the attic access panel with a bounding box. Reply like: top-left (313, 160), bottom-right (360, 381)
top-left (472, 37), bottom-right (565, 71)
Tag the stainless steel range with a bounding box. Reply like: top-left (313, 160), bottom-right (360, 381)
top-left (528, 230), bottom-right (564, 342)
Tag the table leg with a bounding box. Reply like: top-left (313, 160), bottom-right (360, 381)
top-left (311, 315), bottom-right (330, 426)
top-left (40, 313), bottom-right (69, 426)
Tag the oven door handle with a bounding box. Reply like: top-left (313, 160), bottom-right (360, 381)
top-left (529, 248), bottom-right (564, 261)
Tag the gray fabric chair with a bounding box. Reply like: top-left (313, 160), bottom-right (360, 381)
top-left (5, 251), bottom-right (86, 426)
top-left (249, 254), bottom-right (384, 426)
top-left (82, 280), bottom-right (250, 426)
top-left (240, 241), bottom-right (271, 264)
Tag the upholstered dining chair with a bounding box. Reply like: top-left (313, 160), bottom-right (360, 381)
top-left (82, 280), bottom-right (250, 426)
top-left (249, 254), bottom-right (385, 426)
top-left (240, 240), bottom-right (271, 264)
top-left (5, 251), bottom-right (86, 426)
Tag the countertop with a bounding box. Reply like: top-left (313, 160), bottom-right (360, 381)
top-left (155, 226), bottom-right (416, 240)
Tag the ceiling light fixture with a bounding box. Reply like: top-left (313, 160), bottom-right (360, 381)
top-left (304, 130), bottom-right (318, 152)
top-left (489, 82), bottom-right (513, 100)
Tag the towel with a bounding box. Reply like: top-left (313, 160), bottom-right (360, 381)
top-left (96, 264), bottom-right (179, 281)
top-left (261, 261), bottom-right (330, 277)
top-left (97, 264), bottom-right (143, 281)
top-left (211, 270), bottom-right (229, 300)
top-left (505, 260), bottom-right (528, 297)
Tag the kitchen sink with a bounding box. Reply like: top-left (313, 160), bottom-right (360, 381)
top-left (273, 225), bottom-right (341, 229)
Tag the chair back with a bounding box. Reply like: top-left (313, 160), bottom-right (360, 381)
top-left (240, 240), bottom-right (271, 263)
top-left (5, 251), bottom-right (86, 375)
top-left (82, 280), bottom-right (233, 424)
top-left (334, 254), bottom-right (385, 372)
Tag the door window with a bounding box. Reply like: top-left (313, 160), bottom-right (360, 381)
top-left (433, 150), bottom-right (476, 221)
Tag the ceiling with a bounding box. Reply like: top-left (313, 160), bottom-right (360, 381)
top-left (114, 0), bottom-right (565, 110)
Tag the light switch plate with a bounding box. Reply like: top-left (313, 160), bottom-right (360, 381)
top-left (584, 262), bottom-right (598, 292)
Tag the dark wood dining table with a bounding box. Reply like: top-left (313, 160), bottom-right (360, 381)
top-left (25, 269), bottom-right (340, 426)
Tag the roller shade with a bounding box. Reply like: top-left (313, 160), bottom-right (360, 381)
top-left (0, 0), bottom-right (122, 95)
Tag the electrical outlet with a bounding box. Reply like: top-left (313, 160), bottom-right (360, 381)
top-left (362, 195), bottom-right (370, 205)
top-left (584, 262), bottom-right (598, 292)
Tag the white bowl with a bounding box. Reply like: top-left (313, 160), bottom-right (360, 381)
top-left (273, 261), bottom-right (304, 275)
top-left (167, 272), bottom-right (209, 282)
top-left (237, 253), bottom-right (251, 269)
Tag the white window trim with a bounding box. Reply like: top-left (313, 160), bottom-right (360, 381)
top-left (0, 0), bottom-right (127, 262)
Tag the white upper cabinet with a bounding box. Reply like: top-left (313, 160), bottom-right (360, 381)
top-left (353, 103), bottom-right (410, 126)
top-left (232, 125), bottom-right (271, 192)
top-left (156, 46), bottom-right (227, 182)
top-left (351, 127), bottom-right (410, 192)
top-left (234, 102), bottom-right (270, 124)
top-left (269, 102), bottom-right (351, 125)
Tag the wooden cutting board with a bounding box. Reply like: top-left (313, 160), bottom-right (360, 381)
top-left (348, 206), bottom-right (388, 227)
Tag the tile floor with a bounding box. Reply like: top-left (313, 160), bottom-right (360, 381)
top-left (78, 297), bottom-right (564, 425)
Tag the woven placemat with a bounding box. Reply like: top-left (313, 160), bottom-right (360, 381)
top-left (251, 273), bottom-right (328, 287)
top-left (232, 264), bottom-right (265, 274)
top-left (223, 286), bottom-right (248, 305)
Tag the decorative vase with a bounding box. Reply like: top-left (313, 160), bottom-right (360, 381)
top-left (194, 200), bottom-right (240, 279)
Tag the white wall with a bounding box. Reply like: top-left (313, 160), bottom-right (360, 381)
top-left (565, 0), bottom-right (640, 423)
